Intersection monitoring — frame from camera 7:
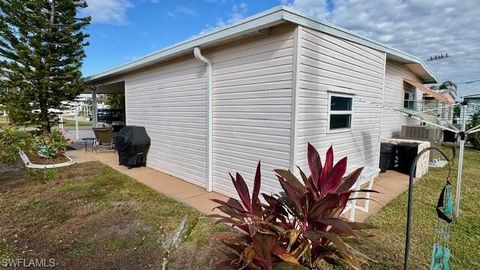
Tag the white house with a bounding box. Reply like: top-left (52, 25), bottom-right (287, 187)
top-left (85, 6), bottom-right (437, 198)
top-left (460, 93), bottom-right (480, 124)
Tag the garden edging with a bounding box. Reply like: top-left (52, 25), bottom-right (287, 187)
top-left (19, 150), bottom-right (75, 169)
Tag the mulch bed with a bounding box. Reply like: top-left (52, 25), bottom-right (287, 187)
top-left (24, 151), bottom-right (70, 165)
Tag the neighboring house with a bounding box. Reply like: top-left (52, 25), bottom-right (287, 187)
top-left (421, 87), bottom-right (455, 124)
top-left (461, 93), bottom-right (480, 124)
top-left (85, 6), bottom-right (437, 198)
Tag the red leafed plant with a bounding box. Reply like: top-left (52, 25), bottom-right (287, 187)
top-left (212, 143), bottom-right (376, 270)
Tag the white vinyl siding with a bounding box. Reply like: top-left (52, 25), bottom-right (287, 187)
top-left (124, 57), bottom-right (208, 187)
top-left (120, 23), bottom-right (426, 200)
top-left (209, 25), bottom-right (295, 198)
top-left (381, 60), bottom-right (423, 138)
top-left (294, 27), bottom-right (386, 170)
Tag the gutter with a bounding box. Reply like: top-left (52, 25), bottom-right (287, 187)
top-left (193, 47), bottom-right (213, 192)
top-left (85, 6), bottom-right (435, 85)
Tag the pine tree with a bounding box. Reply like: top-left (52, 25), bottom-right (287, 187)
top-left (0, 0), bottom-right (90, 133)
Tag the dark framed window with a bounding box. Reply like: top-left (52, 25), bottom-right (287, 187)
top-left (328, 93), bottom-right (354, 132)
top-left (404, 90), bottom-right (416, 110)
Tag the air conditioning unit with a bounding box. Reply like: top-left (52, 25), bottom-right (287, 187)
top-left (400, 125), bottom-right (444, 163)
top-left (400, 125), bottom-right (443, 143)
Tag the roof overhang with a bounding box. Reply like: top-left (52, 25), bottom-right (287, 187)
top-left (404, 78), bottom-right (454, 105)
top-left (463, 93), bottom-right (480, 99)
top-left (85, 6), bottom-right (437, 85)
top-left (85, 8), bottom-right (286, 84)
top-left (82, 80), bottom-right (125, 94)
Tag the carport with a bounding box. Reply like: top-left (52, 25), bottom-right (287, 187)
top-left (83, 80), bottom-right (125, 127)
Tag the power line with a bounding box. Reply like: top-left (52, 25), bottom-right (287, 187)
top-left (456, 79), bottom-right (480, 85)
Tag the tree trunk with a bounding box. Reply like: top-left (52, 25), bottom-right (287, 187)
top-left (39, 103), bottom-right (50, 134)
top-left (38, 0), bottom-right (55, 135)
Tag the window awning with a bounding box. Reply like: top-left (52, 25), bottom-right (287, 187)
top-left (404, 78), bottom-right (455, 105)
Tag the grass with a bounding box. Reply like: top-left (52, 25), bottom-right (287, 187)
top-left (1, 147), bottom-right (478, 269)
top-left (0, 161), bottom-right (229, 269)
top-left (62, 119), bottom-right (92, 127)
top-left (356, 147), bottom-right (480, 269)
top-left (0, 117), bottom-right (91, 128)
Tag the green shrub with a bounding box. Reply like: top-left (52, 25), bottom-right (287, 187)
top-left (0, 125), bottom-right (31, 163)
top-left (467, 112), bottom-right (480, 150)
top-left (213, 143), bottom-right (374, 269)
top-left (0, 145), bottom-right (18, 164)
top-left (0, 126), bottom-right (69, 163)
top-left (32, 130), bottom-right (70, 158)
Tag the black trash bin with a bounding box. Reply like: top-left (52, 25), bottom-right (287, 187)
top-left (115, 126), bottom-right (151, 168)
top-left (379, 143), bottom-right (396, 173)
top-left (443, 130), bottom-right (457, 143)
top-left (396, 142), bottom-right (419, 174)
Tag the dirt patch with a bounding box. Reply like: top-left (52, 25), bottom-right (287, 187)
top-left (0, 161), bottom-right (230, 269)
top-left (0, 161), bottom-right (26, 190)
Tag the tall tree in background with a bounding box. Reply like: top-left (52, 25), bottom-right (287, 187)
top-left (0, 0), bottom-right (90, 133)
top-left (106, 94), bottom-right (125, 110)
top-left (438, 80), bottom-right (458, 100)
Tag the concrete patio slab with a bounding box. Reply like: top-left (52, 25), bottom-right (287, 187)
top-left (353, 170), bottom-right (410, 222)
top-left (67, 147), bottom-right (411, 221)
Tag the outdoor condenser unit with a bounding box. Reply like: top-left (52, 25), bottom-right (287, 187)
top-left (401, 125), bottom-right (443, 143)
top-left (400, 125), bottom-right (443, 162)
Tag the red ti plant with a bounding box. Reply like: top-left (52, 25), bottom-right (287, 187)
top-left (212, 143), bottom-right (375, 270)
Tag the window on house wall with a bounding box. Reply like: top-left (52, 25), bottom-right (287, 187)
top-left (404, 90), bottom-right (416, 110)
top-left (328, 93), bottom-right (354, 132)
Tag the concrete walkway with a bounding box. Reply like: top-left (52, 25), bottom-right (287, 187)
top-left (67, 148), bottom-right (228, 215)
top-left (354, 170), bottom-right (409, 221)
top-left (67, 146), bottom-right (410, 222)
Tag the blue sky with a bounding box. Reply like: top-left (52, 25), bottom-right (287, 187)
top-left (83, 0), bottom-right (480, 96)
top-left (83, 0), bottom-right (280, 76)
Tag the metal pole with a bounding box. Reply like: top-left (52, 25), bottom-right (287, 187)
top-left (92, 89), bottom-right (97, 128)
top-left (454, 104), bottom-right (468, 218)
top-left (59, 114), bottom-right (64, 131)
top-left (404, 147), bottom-right (452, 270)
top-left (75, 106), bottom-right (79, 140)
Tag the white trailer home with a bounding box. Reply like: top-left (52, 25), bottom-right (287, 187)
top-left (85, 6), bottom-right (437, 198)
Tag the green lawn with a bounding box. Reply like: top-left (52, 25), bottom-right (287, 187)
top-left (0, 115), bottom-right (91, 128)
top-left (1, 147), bottom-right (478, 269)
top-left (0, 161), bottom-right (228, 269)
top-left (357, 148), bottom-right (480, 269)
top-left (62, 119), bottom-right (92, 127)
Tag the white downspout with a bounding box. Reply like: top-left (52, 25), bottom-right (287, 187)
top-left (194, 47), bottom-right (213, 192)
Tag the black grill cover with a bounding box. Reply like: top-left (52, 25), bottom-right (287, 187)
top-left (379, 143), bottom-right (397, 173)
top-left (115, 126), bottom-right (151, 168)
top-left (396, 142), bottom-right (419, 174)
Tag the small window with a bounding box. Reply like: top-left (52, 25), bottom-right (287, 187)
top-left (404, 91), bottom-right (416, 110)
top-left (328, 93), bottom-right (354, 132)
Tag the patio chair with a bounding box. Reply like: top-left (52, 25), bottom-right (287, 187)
top-left (93, 127), bottom-right (115, 153)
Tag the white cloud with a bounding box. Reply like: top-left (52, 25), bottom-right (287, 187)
top-left (198, 2), bottom-right (248, 35)
top-left (167, 6), bottom-right (199, 18)
top-left (84, 0), bottom-right (134, 25)
top-left (215, 2), bottom-right (248, 27)
top-left (283, 0), bottom-right (480, 96)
